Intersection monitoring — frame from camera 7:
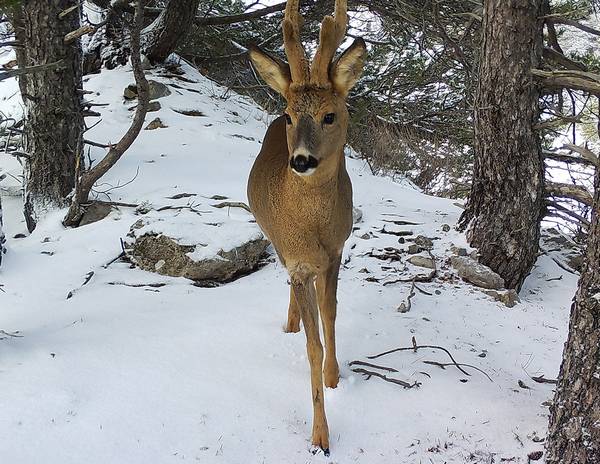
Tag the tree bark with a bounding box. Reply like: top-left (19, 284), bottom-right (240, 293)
top-left (142, 0), bottom-right (200, 64)
top-left (0, 194), bottom-right (5, 267)
top-left (458, 0), bottom-right (544, 291)
top-left (546, 164), bottom-right (600, 463)
top-left (13, 0), bottom-right (84, 231)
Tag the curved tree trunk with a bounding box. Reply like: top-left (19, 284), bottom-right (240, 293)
top-left (14, 0), bottom-right (84, 231)
top-left (546, 165), bottom-right (600, 463)
top-left (142, 0), bottom-right (199, 64)
top-left (458, 0), bottom-right (544, 291)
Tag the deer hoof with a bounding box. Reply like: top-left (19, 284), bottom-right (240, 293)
top-left (310, 445), bottom-right (330, 457)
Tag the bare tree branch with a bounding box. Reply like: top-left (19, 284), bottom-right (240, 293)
top-left (63, 0), bottom-right (148, 227)
top-left (546, 181), bottom-right (594, 207)
top-left (0, 60), bottom-right (65, 82)
top-left (532, 68), bottom-right (600, 95)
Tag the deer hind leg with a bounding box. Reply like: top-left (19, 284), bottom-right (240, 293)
top-left (291, 273), bottom-right (329, 454)
top-left (285, 285), bottom-right (301, 333)
top-left (317, 254), bottom-right (341, 389)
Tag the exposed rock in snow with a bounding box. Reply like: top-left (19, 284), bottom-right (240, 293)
top-left (129, 100), bottom-right (161, 112)
top-left (414, 235), bottom-right (434, 249)
top-left (144, 117), bottom-right (167, 130)
top-left (407, 255), bottom-right (436, 269)
top-left (541, 228), bottom-right (584, 272)
top-left (79, 202), bottom-right (113, 226)
top-left (124, 79), bottom-right (171, 100)
top-left (124, 208), bottom-right (269, 285)
top-left (352, 207), bottom-right (363, 224)
top-left (483, 289), bottom-right (520, 308)
top-left (450, 255), bottom-right (505, 290)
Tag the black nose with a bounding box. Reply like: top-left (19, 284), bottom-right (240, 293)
top-left (290, 155), bottom-right (319, 173)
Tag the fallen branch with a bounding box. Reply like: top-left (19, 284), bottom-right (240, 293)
top-left (0, 329), bottom-right (23, 338)
top-left (350, 367), bottom-right (420, 389)
top-left (531, 374), bottom-right (558, 385)
top-left (368, 337), bottom-right (472, 378)
top-left (211, 201), bottom-right (252, 213)
top-left (398, 278), bottom-right (416, 313)
top-left (422, 360), bottom-right (493, 382)
top-left (107, 282), bottom-right (167, 288)
top-left (348, 360), bottom-right (398, 373)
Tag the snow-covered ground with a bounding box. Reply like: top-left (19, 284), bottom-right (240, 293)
top-left (0, 60), bottom-right (578, 463)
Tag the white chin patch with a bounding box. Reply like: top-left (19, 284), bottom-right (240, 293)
top-left (292, 167), bottom-right (317, 177)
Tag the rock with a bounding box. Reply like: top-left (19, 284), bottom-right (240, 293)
top-left (124, 208), bottom-right (269, 285)
top-left (441, 224), bottom-right (451, 232)
top-left (129, 100), bottom-right (161, 112)
top-left (407, 255), bottom-right (436, 269)
top-left (414, 235), bottom-right (433, 249)
top-left (353, 207), bottom-right (363, 224)
top-left (407, 244), bottom-right (420, 254)
top-left (359, 233), bottom-right (371, 240)
top-left (451, 246), bottom-right (468, 257)
top-left (145, 117), bottom-right (167, 130)
top-left (124, 80), bottom-right (172, 100)
top-left (79, 202), bottom-right (112, 226)
top-left (484, 289), bottom-right (520, 308)
top-left (566, 253), bottom-right (584, 272)
top-left (450, 256), bottom-right (505, 290)
top-left (123, 85), bottom-right (137, 100)
top-left (541, 228), bottom-right (584, 272)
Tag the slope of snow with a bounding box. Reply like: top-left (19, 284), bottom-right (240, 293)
top-left (0, 60), bottom-right (577, 463)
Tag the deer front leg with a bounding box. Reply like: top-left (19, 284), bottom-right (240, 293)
top-left (291, 275), bottom-right (330, 455)
top-left (285, 285), bottom-right (301, 333)
top-left (317, 255), bottom-right (341, 388)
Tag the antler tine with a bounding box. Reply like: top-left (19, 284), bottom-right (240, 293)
top-left (310, 0), bottom-right (348, 86)
top-left (283, 0), bottom-right (310, 83)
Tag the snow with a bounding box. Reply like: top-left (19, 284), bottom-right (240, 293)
top-left (126, 207), bottom-right (264, 262)
top-left (0, 59), bottom-right (578, 463)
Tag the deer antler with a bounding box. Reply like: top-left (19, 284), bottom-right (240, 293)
top-left (310, 0), bottom-right (348, 86)
top-left (283, 0), bottom-right (310, 83)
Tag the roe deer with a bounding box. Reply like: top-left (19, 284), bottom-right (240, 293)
top-left (247, 0), bottom-right (366, 455)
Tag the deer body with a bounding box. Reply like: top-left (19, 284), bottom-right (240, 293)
top-left (248, 116), bottom-right (353, 272)
top-left (247, 0), bottom-right (365, 454)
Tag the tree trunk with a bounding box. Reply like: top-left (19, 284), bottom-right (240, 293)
top-left (142, 0), bottom-right (199, 64)
top-left (0, 194), bottom-right (5, 267)
top-left (545, 166), bottom-right (600, 462)
top-left (84, 1), bottom-right (133, 73)
top-left (458, 0), bottom-right (544, 291)
top-left (14, 0), bottom-right (84, 231)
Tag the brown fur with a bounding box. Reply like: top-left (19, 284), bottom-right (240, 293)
top-left (247, 0), bottom-right (366, 453)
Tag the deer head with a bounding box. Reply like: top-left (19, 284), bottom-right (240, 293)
top-left (249, 0), bottom-right (366, 178)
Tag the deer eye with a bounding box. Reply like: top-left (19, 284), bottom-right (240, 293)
top-left (284, 113), bottom-right (292, 125)
top-left (323, 113), bottom-right (335, 125)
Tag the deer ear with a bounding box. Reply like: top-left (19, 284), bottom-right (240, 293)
top-left (330, 38), bottom-right (366, 97)
top-left (248, 45), bottom-right (292, 96)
